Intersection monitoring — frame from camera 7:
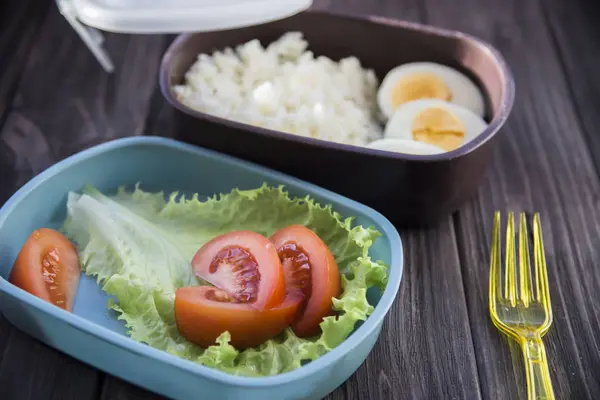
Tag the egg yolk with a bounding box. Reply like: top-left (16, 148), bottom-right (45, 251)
top-left (390, 73), bottom-right (452, 109)
top-left (411, 107), bottom-right (465, 151)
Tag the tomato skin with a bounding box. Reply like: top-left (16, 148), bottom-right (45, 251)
top-left (9, 228), bottom-right (81, 311)
top-left (270, 225), bottom-right (341, 337)
top-left (175, 286), bottom-right (303, 349)
top-left (192, 230), bottom-right (285, 310)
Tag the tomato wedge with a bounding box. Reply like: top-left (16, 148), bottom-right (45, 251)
top-left (175, 286), bottom-right (303, 349)
top-left (192, 230), bottom-right (285, 310)
top-left (270, 225), bottom-right (341, 337)
top-left (9, 228), bottom-right (81, 311)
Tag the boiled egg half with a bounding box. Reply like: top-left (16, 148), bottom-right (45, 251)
top-left (384, 99), bottom-right (488, 152)
top-left (377, 62), bottom-right (486, 120)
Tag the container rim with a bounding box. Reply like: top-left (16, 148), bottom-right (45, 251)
top-left (0, 136), bottom-right (403, 388)
top-left (159, 8), bottom-right (515, 163)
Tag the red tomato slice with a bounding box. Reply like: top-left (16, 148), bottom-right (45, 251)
top-left (175, 286), bottom-right (303, 349)
top-left (9, 228), bottom-right (81, 311)
top-left (192, 230), bottom-right (286, 310)
top-left (270, 225), bottom-right (341, 337)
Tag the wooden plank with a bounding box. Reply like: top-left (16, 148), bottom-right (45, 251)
top-left (541, 0), bottom-right (600, 173)
top-left (0, 4), bottom-right (49, 396)
top-left (0, 5), bottom-right (167, 400)
top-left (0, 316), bottom-right (102, 400)
top-left (0, 6), bottom-right (166, 205)
top-left (0, 0), bottom-right (52, 127)
top-left (328, 223), bottom-right (482, 400)
top-left (134, 36), bottom-right (176, 138)
top-left (100, 378), bottom-right (164, 400)
top-left (311, 0), bottom-right (426, 22)
top-left (423, 0), bottom-right (600, 398)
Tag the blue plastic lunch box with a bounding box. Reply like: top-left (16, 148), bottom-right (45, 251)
top-left (0, 137), bottom-right (403, 400)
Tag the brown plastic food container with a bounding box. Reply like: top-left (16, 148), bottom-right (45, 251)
top-left (159, 9), bottom-right (514, 227)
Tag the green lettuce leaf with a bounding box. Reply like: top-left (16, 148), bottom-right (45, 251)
top-left (62, 183), bottom-right (388, 376)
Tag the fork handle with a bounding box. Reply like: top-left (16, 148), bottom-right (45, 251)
top-left (522, 338), bottom-right (555, 400)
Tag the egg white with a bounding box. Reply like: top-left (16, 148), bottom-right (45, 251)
top-left (384, 99), bottom-right (488, 148)
top-left (377, 62), bottom-right (486, 119)
top-left (367, 138), bottom-right (445, 155)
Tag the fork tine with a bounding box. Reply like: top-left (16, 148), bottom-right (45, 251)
top-left (505, 212), bottom-right (517, 306)
top-left (519, 213), bottom-right (534, 306)
top-left (534, 213), bottom-right (552, 309)
top-left (490, 211), bottom-right (503, 310)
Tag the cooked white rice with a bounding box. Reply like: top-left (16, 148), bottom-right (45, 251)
top-left (173, 32), bottom-right (383, 146)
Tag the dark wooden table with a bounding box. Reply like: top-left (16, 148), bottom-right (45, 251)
top-left (1, 0), bottom-right (599, 399)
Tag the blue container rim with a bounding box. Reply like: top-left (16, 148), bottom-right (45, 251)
top-left (0, 136), bottom-right (403, 388)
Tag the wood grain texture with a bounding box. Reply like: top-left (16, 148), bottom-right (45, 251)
top-left (138, 35), bottom-right (176, 139)
top-left (0, 5), bottom-right (166, 204)
top-left (0, 0), bottom-right (52, 126)
top-left (542, 0), bottom-right (600, 174)
top-left (324, 221), bottom-right (482, 400)
top-left (423, 0), bottom-right (600, 398)
top-left (1, 0), bottom-right (600, 399)
top-left (100, 378), bottom-right (164, 400)
top-left (0, 5), bottom-right (102, 400)
top-left (0, 316), bottom-right (102, 400)
top-left (311, 0), bottom-right (426, 22)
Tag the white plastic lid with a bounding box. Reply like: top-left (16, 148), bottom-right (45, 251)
top-left (68, 0), bottom-right (313, 33)
top-left (57, 0), bottom-right (313, 72)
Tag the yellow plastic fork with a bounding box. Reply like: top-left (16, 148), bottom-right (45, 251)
top-left (489, 212), bottom-right (555, 400)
